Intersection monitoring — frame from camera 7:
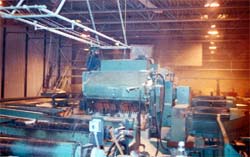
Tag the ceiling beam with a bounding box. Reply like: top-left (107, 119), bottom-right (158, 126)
top-left (61, 6), bottom-right (249, 15)
top-left (123, 35), bottom-right (249, 38)
top-left (81, 18), bottom-right (249, 25)
top-left (100, 27), bottom-right (249, 33)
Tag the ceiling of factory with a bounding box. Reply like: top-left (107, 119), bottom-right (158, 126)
top-left (2, 0), bottom-right (250, 45)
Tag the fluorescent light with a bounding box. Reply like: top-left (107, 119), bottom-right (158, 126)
top-left (217, 14), bottom-right (228, 19)
top-left (236, 104), bottom-right (247, 107)
top-left (204, 35), bottom-right (209, 38)
top-left (204, 1), bottom-right (220, 8)
top-left (75, 19), bottom-right (81, 23)
top-left (210, 51), bottom-right (215, 54)
top-left (210, 41), bottom-right (215, 44)
top-left (209, 46), bottom-right (217, 50)
top-left (80, 33), bottom-right (90, 38)
top-left (211, 24), bottom-right (216, 28)
top-left (201, 14), bottom-right (209, 20)
top-left (204, 3), bottom-right (210, 7)
top-left (208, 30), bottom-right (219, 35)
top-left (84, 48), bottom-right (89, 51)
top-left (210, 2), bottom-right (220, 7)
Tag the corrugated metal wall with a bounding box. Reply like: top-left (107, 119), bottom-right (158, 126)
top-left (4, 26), bottom-right (26, 98)
top-left (45, 35), bottom-right (59, 90)
top-left (27, 33), bottom-right (44, 96)
top-left (154, 40), bottom-right (250, 96)
top-left (0, 21), bottom-right (2, 98)
top-left (59, 40), bottom-right (72, 92)
top-left (0, 25), bottom-right (73, 98)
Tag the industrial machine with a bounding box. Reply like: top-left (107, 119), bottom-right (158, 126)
top-left (81, 58), bottom-right (174, 155)
top-left (0, 58), bottom-right (249, 157)
top-left (80, 58), bottom-right (249, 157)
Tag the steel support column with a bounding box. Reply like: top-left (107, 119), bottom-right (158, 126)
top-left (55, 0), bottom-right (66, 14)
top-left (42, 31), bottom-right (47, 88)
top-left (1, 27), bottom-right (6, 99)
top-left (57, 37), bottom-right (62, 82)
top-left (24, 27), bottom-right (29, 97)
top-left (86, 0), bottom-right (99, 43)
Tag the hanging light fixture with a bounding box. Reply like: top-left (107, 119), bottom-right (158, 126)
top-left (208, 30), bottom-right (219, 35)
top-left (80, 33), bottom-right (90, 38)
top-left (210, 51), bottom-right (215, 54)
top-left (211, 24), bottom-right (216, 28)
top-left (204, 0), bottom-right (220, 8)
top-left (84, 48), bottom-right (89, 51)
top-left (209, 46), bottom-right (217, 50)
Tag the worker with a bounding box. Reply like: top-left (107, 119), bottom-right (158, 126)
top-left (86, 47), bottom-right (101, 71)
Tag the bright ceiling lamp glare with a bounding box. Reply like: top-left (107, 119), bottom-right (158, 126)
top-left (0, 1), bottom-right (3, 6)
top-left (217, 14), bottom-right (228, 19)
top-left (84, 48), bottom-right (89, 51)
top-left (210, 51), bottom-right (215, 54)
top-left (210, 41), bottom-right (215, 45)
top-left (74, 19), bottom-right (82, 23)
top-left (204, 1), bottom-right (220, 8)
top-left (208, 30), bottom-right (219, 35)
top-left (204, 3), bottom-right (210, 7)
top-left (209, 46), bottom-right (217, 50)
top-left (210, 2), bottom-right (220, 7)
top-left (211, 24), bottom-right (216, 28)
top-left (201, 14), bottom-right (209, 20)
top-left (80, 33), bottom-right (90, 38)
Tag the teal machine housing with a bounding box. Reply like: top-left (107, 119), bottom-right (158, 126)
top-left (82, 59), bottom-right (166, 151)
top-left (0, 59), bottom-right (247, 157)
top-left (82, 59), bottom-right (152, 102)
top-left (81, 59), bottom-right (170, 139)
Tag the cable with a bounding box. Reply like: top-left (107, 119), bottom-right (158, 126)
top-left (154, 73), bottom-right (171, 156)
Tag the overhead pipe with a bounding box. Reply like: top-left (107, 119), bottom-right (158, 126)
top-left (0, 4), bottom-right (130, 49)
top-left (61, 6), bottom-right (250, 15)
top-left (10, 0), bottom-right (25, 14)
top-left (116, 0), bottom-right (127, 45)
top-left (40, 8), bottom-right (129, 47)
top-left (80, 18), bottom-right (249, 25)
top-left (55, 0), bottom-right (66, 14)
top-left (86, 0), bottom-right (100, 44)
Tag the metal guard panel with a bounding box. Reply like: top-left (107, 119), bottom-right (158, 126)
top-left (101, 59), bottom-right (149, 71)
top-left (83, 71), bottom-right (150, 101)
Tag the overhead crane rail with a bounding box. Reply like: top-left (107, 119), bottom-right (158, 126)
top-left (0, 0), bottom-right (130, 50)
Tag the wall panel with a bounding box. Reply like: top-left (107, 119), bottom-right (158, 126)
top-left (45, 35), bottom-right (59, 88)
top-left (27, 38), bottom-right (44, 96)
top-left (60, 40), bottom-right (72, 91)
top-left (178, 79), bottom-right (217, 96)
top-left (4, 27), bottom-right (25, 98)
top-left (0, 22), bottom-right (3, 98)
top-left (155, 41), bottom-right (202, 66)
top-left (155, 40), bottom-right (250, 97)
